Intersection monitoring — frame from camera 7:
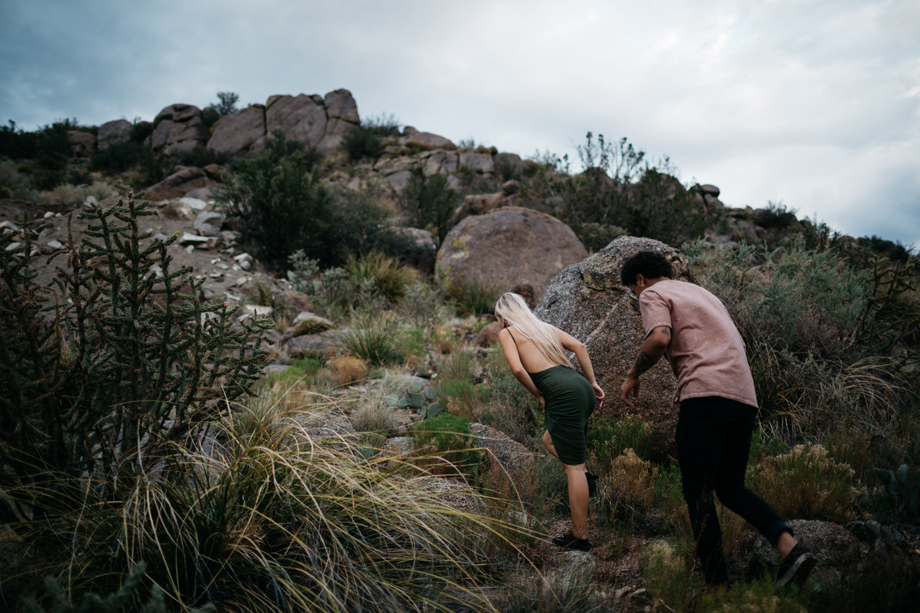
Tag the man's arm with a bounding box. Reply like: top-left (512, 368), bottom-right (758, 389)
top-left (620, 326), bottom-right (671, 408)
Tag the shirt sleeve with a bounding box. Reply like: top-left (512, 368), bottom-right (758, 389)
top-left (639, 288), bottom-right (672, 337)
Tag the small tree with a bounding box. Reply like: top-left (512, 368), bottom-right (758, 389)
top-left (208, 91), bottom-right (240, 117)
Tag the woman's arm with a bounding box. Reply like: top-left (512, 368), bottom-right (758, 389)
top-left (498, 328), bottom-right (543, 402)
top-left (556, 329), bottom-right (605, 405)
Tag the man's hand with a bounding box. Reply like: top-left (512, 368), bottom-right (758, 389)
top-left (620, 372), bottom-right (641, 409)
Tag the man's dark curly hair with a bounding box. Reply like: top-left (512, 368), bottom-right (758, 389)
top-left (620, 251), bottom-right (674, 286)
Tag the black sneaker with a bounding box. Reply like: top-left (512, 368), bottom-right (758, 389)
top-left (552, 533), bottom-right (593, 551)
top-left (775, 542), bottom-right (816, 589)
top-left (585, 472), bottom-right (598, 498)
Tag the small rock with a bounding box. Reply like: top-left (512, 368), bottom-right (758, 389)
top-left (5, 242), bottom-right (21, 251)
top-left (180, 197), bottom-right (209, 211)
top-left (0, 221), bottom-right (20, 233)
top-left (162, 202), bottom-right (195, 220)
top-left (291, 311), bottom-right (335, 336)
top-left (178, 233), bottom-right (211, 246)
top-left (219, 230), bottom-right (239, 242)
top-left (699, 184), bottom-right (720, 197)
top-left (43, 211), bottom-right (54, 219)
top-left (241, 304), bottom-right (273, 318)
top-left (84, 196), bottom-right (98, 208)
top-left (502, 180), bottom-right (521, 195)
top-left (152, 233), bottom-right (169, 242)
top-left (185, 245), bottom-right (195, 253)
top-left (46, 240), bottom-right (65, 251)
top-left (194, 211), bottom-right (225, 237)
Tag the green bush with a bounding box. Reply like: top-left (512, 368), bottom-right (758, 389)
top-left (412, 413), bottom-right (482, 471)
top-left (697, 577), bottom-right (806, 612)
top-left (640, 539), bottom-right (699, 613)
top-left (403, 172), bottom-right (459, 243)
top-left (342, 114), bottom-right (400, 161)
top-left (573, 222), bottom-right (627, 253)
top-left (220, 136), bottom-right (334, 268)
top-left (589, 415), bottom-right (653, 466)
top-left (346, 250), bottom-right (419, 304)
top-left (336, 309), bottom-right (404, 366)
top-left (90, 139), bottom-right (164, 184)
top-left (0, 159), bottom-right (41, 200)
top-left (452, 276), bottom-right (501, 317)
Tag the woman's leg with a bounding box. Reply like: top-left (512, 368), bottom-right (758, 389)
top-left (562, 461), bottom-right (589, 539)
top-left (542, 430), bottom-right (559, 459)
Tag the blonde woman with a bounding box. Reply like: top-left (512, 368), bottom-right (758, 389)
top-left (494, 292), bottom-right (605, 551)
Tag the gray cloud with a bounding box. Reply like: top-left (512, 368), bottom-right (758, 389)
top-left (1, 0), bottom-right (918, 245)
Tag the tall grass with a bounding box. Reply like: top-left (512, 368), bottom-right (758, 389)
top-left (346, 250), bottom-right (419, 304)
top-left (4, 399), bottom-right (532, 612)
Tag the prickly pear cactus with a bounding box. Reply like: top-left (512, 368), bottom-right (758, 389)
top-left (386, 380), bottom-right (443, 419)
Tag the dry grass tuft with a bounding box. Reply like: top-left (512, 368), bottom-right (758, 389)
top-left (329, 355), bottom-right (368, 385)
top-left (749, 443), bottom-right (860, 523)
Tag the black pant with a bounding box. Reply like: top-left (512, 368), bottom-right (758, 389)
top-left (676, 396), bottom-right (791, 585)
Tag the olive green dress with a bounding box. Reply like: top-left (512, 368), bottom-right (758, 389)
top-left (509, 331), bottom-right (596, 465)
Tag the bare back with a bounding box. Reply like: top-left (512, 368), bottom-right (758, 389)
top-left (505, 326), bottom-right (569, 374)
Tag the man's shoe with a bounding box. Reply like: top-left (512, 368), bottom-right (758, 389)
top-left (775, 542), bottom-right (816, 589)
top-left (585, 472), bottom-right (598, 498)
top-left (552, 533), bottom-right (593, 551)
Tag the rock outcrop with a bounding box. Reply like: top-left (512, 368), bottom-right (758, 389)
top-left (97, 119), bottom-right (132, 150)
top-left (151, 104), bottom-right (209, 155)
top-left (144, 167), bottom-right (214, 202)
top-left (534, 235), bottom-right (695, 458)
top-left (436, 207), bottom-right (588, 301)
top-left (207, 104), bottom-right (266, 155)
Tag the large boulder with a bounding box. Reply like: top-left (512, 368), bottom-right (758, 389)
top-left (436, 207), bottom-right (587, 300)
top-left (151, 104), bottom-right (209, 155)
top-left (265, 94), bottom-right (327, 149)
top-left (144, 167), bottom-right (213, 202)
top-left (97, 119), bottom-right (132, 150)
top-left (534, 236), bottom-right (694, 458)
top-left (323, 88), bottom-right (359, 123)
top-left (207, 104), bottom-right (266, 155)
top-left (453, 192), bottom-right (518, 224)
top-left (401, 127), bottom-right (456, 151)
top-left (68, 131), bottom-right (96, 156)
top-left (422, 150), bottom-right (459, 176)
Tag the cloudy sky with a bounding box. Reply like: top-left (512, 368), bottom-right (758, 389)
top-left (2, 0), bottom-right (918, 246)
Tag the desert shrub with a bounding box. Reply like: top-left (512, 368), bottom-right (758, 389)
top-left (342, 114), bottom-right (400, 161)
top-left (697, 577), bottom-right (806, 612)
top-left (346, 250), bottom-right (419, 304)
top-left (452, 276), bottom-right (501, 317)
top-left (640, 539), bottom-right (699, 613)
top-left (43, 181), bottom-right (116, 205)
top-left (0, 159), bottom-right (41, 200)
top-left (403, 172), bottom-right (459, 243)
top-left (6, 403), bottom-right (512, 612)
top-left (219, 136), bottom-right (335, 268)
top-left (547, 133), bottom-right (705, 246)
top-left (399, 281), bottom-right (450, 337)
top-left (573, 222), bottom-right (627, 253)
top-left (756, 200), bottom-right (799, 229)
top-left (89, 140), bottom-right (164, 184)
top-left (748, 443), bottom-right (859, 523)
top-left (286, 251), bottom-right (352, 319)
top-left (589, 415), bottom-right (653, 466)
top-left (411, 413), bottom-right (483, 474)
top-left (336, 309), bottom-right (403, 366)
top-left (437, 349), bottom-right (488, 420)
top-left (267, 358), bottom-right (323, 386)
top-left (175, 143), bottom-right (230, 169)
top-left (329, 355), bottom-right (368, 386)
top-left (598, 449), bottom-right (657, 522)
top-left (0, 186), bottom-right (268, 520)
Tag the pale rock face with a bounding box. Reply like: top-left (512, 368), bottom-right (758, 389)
top-left (151, 104), bottom-right (209, 155)
top-left (422, 151), bottom-right (459, 176)
top-left (316, 117), bottom-right (353, 155)
top-left (194, 211), bottom-right (226, 237)
top-left (386, 170), bottom-right (414, 192)
top-left (323, 88), bottom-right (360, 123)
top-left (400, 131), bottom-right (456, 151)
top-left (97, 120), bottom-right (132, 150)
top-left (266, 94), bottom-right (327, 148)
top-left (458, 151), bottom-right (494, 172)
top-left (534, 236), bottom-right (696, 458)
top-left (436, 206), bottom-right (588, 301)
top-left (207, 105), bottom-right (266, 155)
top-left (144, 167), bottom-right (213, 201)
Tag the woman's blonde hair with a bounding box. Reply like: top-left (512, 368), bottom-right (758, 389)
top-left (494, 292), bottom-right (572, 369)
